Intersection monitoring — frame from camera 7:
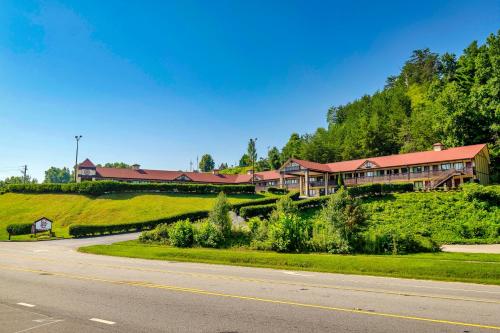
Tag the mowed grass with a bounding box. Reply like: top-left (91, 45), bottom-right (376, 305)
top-left (80, 241), bottom-right (500, 285)
top-left (0, 192), bottom-right (266, 240)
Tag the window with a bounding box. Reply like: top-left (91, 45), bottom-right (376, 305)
top-left (401, 168), bottom-right (408, 174)
top-left (454, 162), bottom-right (463, 170)
top-left (392, 169), bottom-right (399, 174)
top-left (376, 170), bottom-right (385, 176)
top-left (411, 166), bottom-right (422, 173)
top-left (432, 165), bottom-right (439, 171)
top-left (424, 166), bottom-right (429, 172)
top-left (441, 163), bottom-right (451, 170)
top-left (414, 181), bottom-right (423, 189)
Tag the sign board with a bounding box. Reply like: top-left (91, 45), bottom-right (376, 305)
top-left (32, 217), bottom-right (53, 234)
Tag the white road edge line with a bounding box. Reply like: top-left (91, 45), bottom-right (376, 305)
top-left (17, 302), bottom-right (35, 308)
top-left (90, 318), bottom-right (116, 325)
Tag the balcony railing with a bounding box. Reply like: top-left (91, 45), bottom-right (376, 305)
top-left (341, 167), bottom-right (472, 186)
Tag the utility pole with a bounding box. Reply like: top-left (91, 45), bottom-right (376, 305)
top-left (22, 165), bottom-right (27, 183)
top-left (251, 138), bottom-right (258, 184)
top-left (74, 135), bottom-right (82, 182)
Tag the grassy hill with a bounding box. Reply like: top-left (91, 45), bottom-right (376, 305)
top-left (299, 188), bottom-right (499, 245)
top-left (0, 192), bottom-right (265, 240)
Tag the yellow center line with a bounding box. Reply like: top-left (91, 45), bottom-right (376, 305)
top-left (0, 252), bottom-right (499, 305)
top-left (1, 263), bottom-right (499, 331)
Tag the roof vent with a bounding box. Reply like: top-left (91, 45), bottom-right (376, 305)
top-left (131, 164), bottom-right (141, 170)
top-left (432, 143), bottom-right (445, 152)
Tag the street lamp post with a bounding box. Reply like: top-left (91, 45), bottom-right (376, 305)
top-left (74, 135), bottom-right (82, 182)
top-left (252, 137), bottom-right (258, 184)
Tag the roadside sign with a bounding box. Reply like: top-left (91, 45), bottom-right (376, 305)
top-left (32, 217), bottom-right (53, 234)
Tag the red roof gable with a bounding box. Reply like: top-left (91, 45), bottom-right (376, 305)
top-left (79, 158), bottom-right (96, 168)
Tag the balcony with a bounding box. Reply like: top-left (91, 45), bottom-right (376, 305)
top-left (342, 167), bottom-right (473, 186)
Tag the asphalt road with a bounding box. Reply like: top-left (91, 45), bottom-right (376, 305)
top-left (0, 235), bottom-right (499, 333)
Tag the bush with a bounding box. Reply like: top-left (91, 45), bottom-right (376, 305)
top-left (267, 187), bottom-right (288, 195)
top-left (5, 181), bottom-right (255, 196)
top-left (6, 223), bottom-right (32, 237)
top-left (195, 220), bottom-right (224, 248)
top-left (208, 192), bottom-right (232, 238)
top-left (462, 183), bottom-right (500, 206)
top-left (139, 223), bottom-right (170, 243)
top-left (268, 213), bottom-right (312, 252)
top-left (169, 219), bottom-right (194, 247)
top-left (362, 228), bottom-right (439, 254)
top-left (314, 187), bottom-right (366, 253)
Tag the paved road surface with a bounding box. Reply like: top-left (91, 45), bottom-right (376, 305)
top-left (0, 235), bottom-right (499, 332)
top-left (442, 244), bottom-right (500, 254)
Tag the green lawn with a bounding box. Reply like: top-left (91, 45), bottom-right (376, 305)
top-left (0, 192), bottom-right (266, 240)
top-left (80, 241), bottom-right (500, 285)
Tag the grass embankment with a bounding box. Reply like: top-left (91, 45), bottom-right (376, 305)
top-left (361, 190), bottom-right (499, 244)
top-left (0, 192), bottom-right (266, 240)
top-left (80, 240), bottom-right (500, 285)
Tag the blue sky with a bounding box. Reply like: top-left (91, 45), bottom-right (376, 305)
top-left (1, 0), bottom-right (499, 180)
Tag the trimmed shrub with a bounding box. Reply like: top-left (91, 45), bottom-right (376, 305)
top-left (240, 203), bottom-right (276, 218)
top-left (169, 219), bottom-right (194, 247)
top-left (5, 181), bottom-right (255, 196)
top-left (69, 210), bottom-right (209, 238)
top-left (267, 187), bottom-right (288, 195)
top-left (195, 220), bottom-right (224, 248)
top-left (6, 223), bottom-right (32, 237)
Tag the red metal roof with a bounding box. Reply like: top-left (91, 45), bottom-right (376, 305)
top-left (325, 144), bottom-right (487, 172)
top-left (95, 167), bottom-right (247, 184)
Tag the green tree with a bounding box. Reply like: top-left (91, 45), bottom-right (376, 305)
top-left (317, 187), bottom-right (366, 253)
top-left (281, 133), bottom-right (305, 162)
top-left (44, 167), bottom-right (71, 183)
top-left (239, 154), bottom-right (251, 167)
top-left (267, 146), bottom-right (282, 169)
top-left (247, 138), bottom-right (257, 170)
top-left (199, 154), bottom-right (215, 172)
top-left (208, 192), bottom-right (232, 238)
top-left (97, 162), bottom-right (131, 168)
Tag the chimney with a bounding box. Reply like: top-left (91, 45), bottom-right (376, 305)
top-left (212, 169), bottom-right (219, 175)
top-left (247, 169), bottom-right (254, 175)
top-left (432, 143), bottom-right (445, 152)
top-left (131, 164), bottom-right (141, 170)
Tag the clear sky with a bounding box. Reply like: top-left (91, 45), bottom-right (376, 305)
top-left (1, 0), bottom-right (499, 180)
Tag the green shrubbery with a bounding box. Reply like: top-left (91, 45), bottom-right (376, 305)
top-left (6, 223), bottom-right (32, 237)
top-left (4, 181), bottom-right (255, 196)
top-left (267, 187), bottom-right (288, 195)
top-left (363, 185), bottom-right (500, 245)
top-left (169, 220), bottom-right (194, 247)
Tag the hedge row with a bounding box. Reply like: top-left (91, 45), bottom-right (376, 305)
top-left (6, 223), bottom-right (32, 237)
top-left (267, 187), bottom-right (288, 195)
top-left (240, 183), bottom-right (415, 218)
top-left (4, 181), bottom-right (255, 196)
top-left (69, 210), bottom-right (210, 238)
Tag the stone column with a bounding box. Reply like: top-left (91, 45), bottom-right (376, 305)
top-left (305, 169), bottom-right (310, 197)
top-left (299, 175), bottom-right (304, 196)
top-left (279, 173), bottom-right (284, 189)
top-left (324, 173), bottom-right (328, 195)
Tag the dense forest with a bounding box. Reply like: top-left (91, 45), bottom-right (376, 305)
top-left (234, 31), bottom-right (499, 182)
